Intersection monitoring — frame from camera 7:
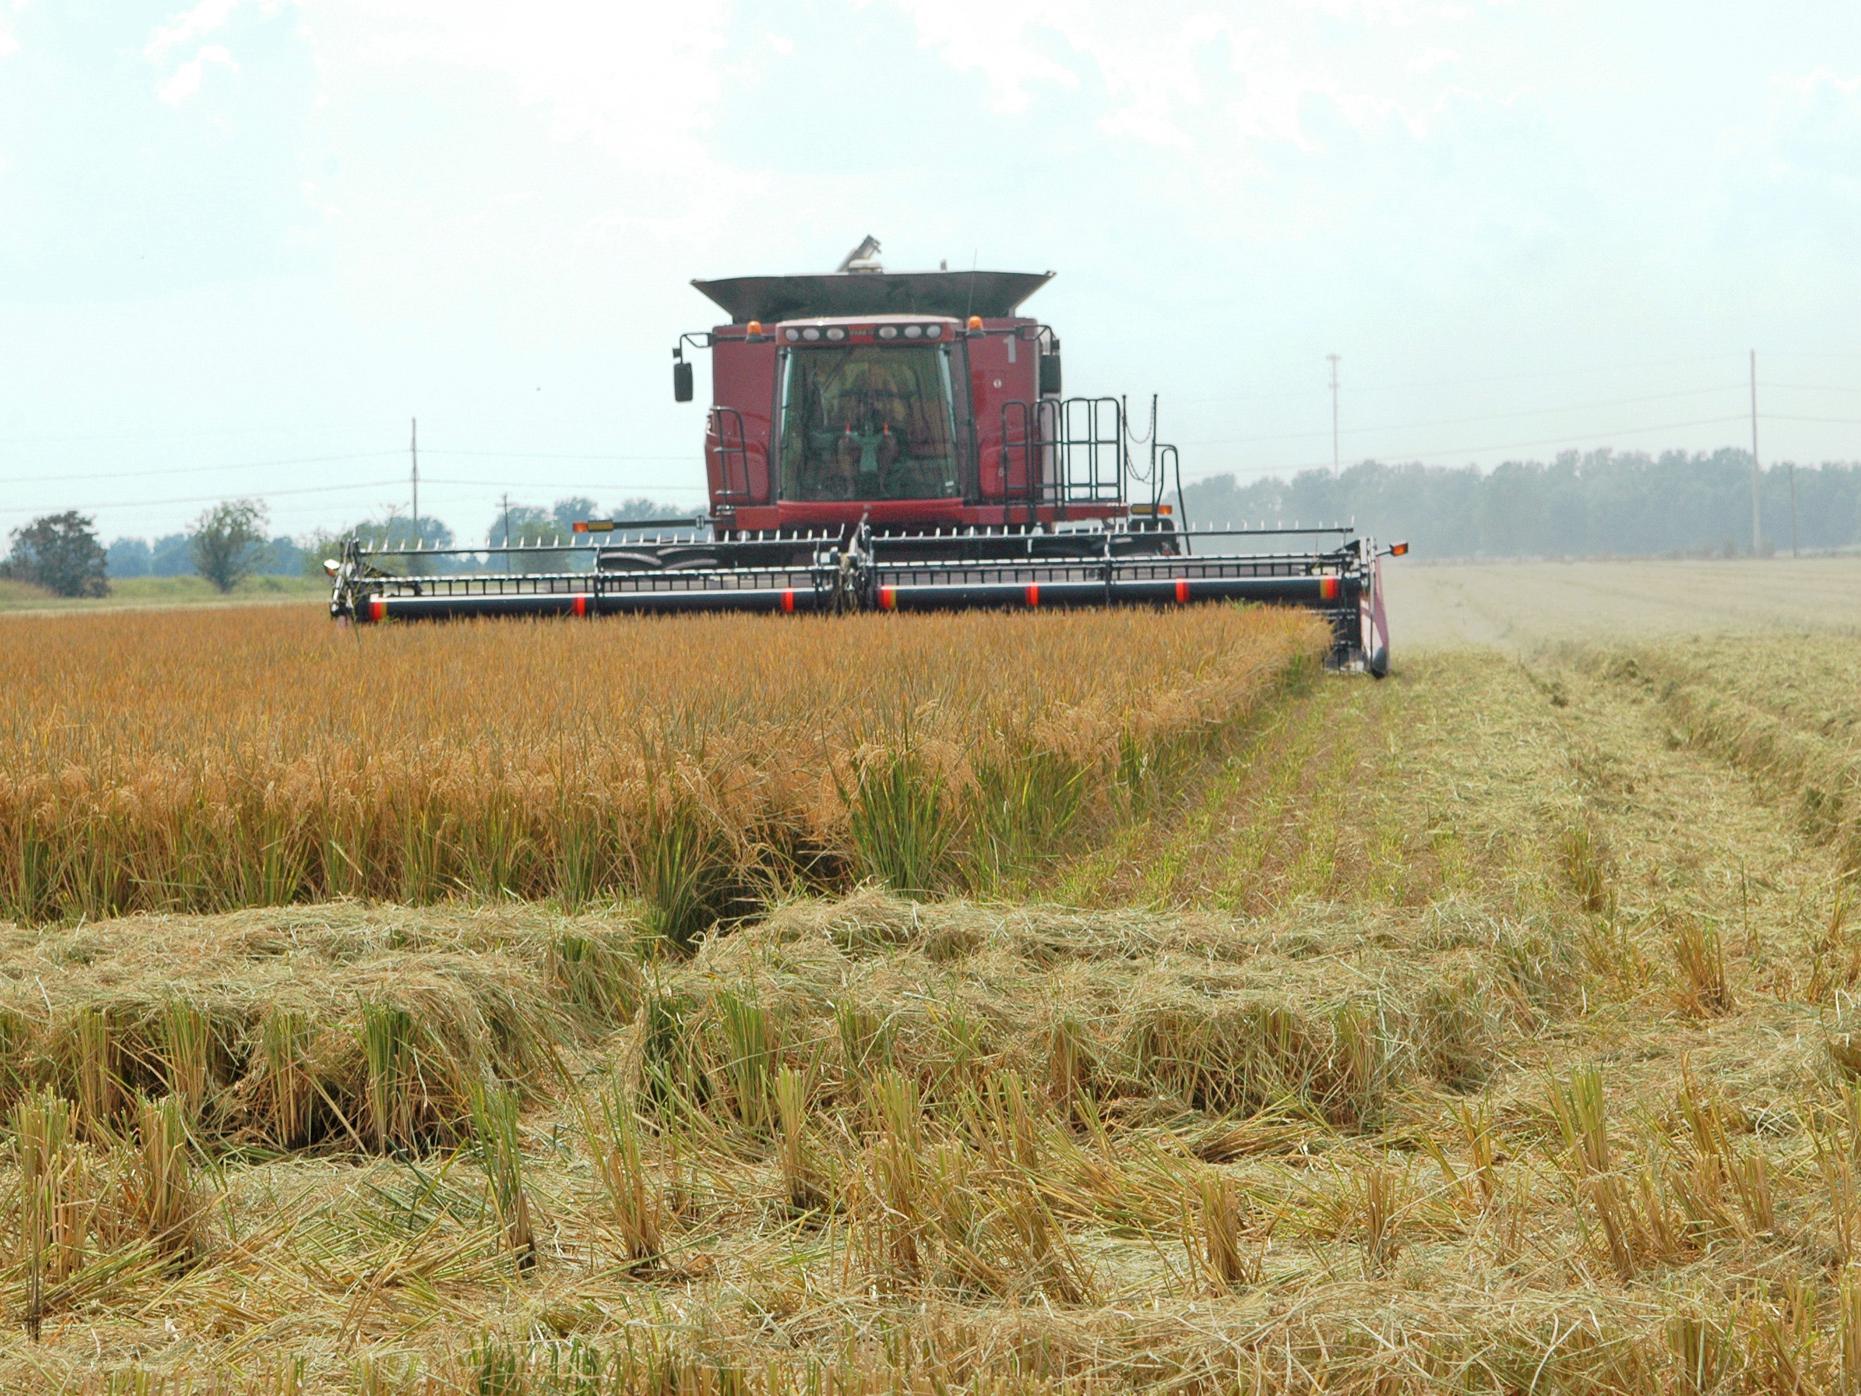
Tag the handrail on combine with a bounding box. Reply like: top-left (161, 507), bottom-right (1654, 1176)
top-left (707, 406), bottom-right (760, 504)
top-left (998, 396), bottom-right (1124, 510)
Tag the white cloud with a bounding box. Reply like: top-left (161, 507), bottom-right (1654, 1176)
top-left (890, 0), bottom-right (1496, 149)
top-left (0, 0), bottom-right (21, 60)
top-left (888, 0), bottom-right (1082, 114)
top-left (295, 0), bottom-right (730, 166)
top-left (156, 42), bottom-right (239, 105)
top-left (273, 0), bottom-right (763, 315)
top-left (145, 0), bottom-right (245, 61)
top-left (1777, 66), bottom-right (1861, 100)
top-left (1757, 66), bottom-right (1861, 211)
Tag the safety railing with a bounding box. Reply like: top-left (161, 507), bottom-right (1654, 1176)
top-left (998, 396), bottom-right (1126, 510)
top-left (707, 406), bottom-right (760, 504)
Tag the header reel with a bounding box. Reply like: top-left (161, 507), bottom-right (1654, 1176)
top-left (327, 521), bottom-right (1400, 674)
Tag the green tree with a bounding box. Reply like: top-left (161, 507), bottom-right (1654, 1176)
top-left (106, 537), bottom-right (152, 578)
top-left (609, 496), bottom-right (695, 530)
top-left (264, 534), bottom-right (306, 576)
top-left (189, 499), bottom-right (268, 593)
top-left (150, 533), bottom-right (192, 576)
top-left (487, 503), bottom-right (552, 549)
top-left (3, 511), bottom-right (109, 597)
top-left (551, 497), bottom-right (599, 534)
top-left (306, 514), bottom-right (455, 577)
top-left (486, 503), bottom-right (555, 574)
top-left (1180, 453), bottom-right (1861, 560)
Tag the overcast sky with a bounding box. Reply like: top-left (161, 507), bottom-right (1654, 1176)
top-left (3, 0), bottom-right (1859, 544)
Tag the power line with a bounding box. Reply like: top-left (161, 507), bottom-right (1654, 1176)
top-left (1326, 353), bottom-right (1340, 477)
top-left (420, 476), bottom-right (705, 494)
top-left (419, 448), bottom-right (690, 462)
top-left (0, 450), bottom-right (403, 488)
top-left (1182, 414), bottom-right (1751, 482)
top-left (0, 479), bottom-right (404, 518)
top-left (410, 418), bottom-right (420, 539)
top-left (1750, 350), bottom-right (1763, 555)
top-left (1294, 414), bottom-right (1749, 467)
top-left (1169, 350), bottom-right (1750, 405)
top-left (1180, 385), bottom-right (1746, 449)
top-left (1354, 351), bottom-right (1748, 394)
top-left (0, 421), bottom-right (400, 447)
top-left (0, 446), bottom-right (695, 488)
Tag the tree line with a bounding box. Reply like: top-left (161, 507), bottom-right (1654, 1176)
top-left (292, 495), bottom-right (691, 571)
top-left (3, 497), bottom-right (688, 597)
top-left (1178, 448), bottom-right (1861, 558)
top-left (3, 502), bottom-right (274, 598)
top-left (10, 451), bottom-right (1858, 598)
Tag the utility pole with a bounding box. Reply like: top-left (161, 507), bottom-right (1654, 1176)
top-left (1749, 350), bottom-right (1762, 557)
top-left (502, 492), bottom-right (512, 572)
top-left (1327, 354), bottom-right (1341, 477)
top-left (410, 417), bottom-right (420, 541)
top-left (1790, 459), bottom-right (1800, 558)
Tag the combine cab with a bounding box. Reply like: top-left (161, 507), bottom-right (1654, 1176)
top-left (329, 238), bottom-right (1405, 673)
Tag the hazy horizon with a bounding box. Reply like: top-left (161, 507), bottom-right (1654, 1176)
top-left (4, 1), bottom-right (1859, 546)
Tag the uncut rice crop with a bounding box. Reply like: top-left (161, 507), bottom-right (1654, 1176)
top-left (0, 605), bottom-right (1324, 924)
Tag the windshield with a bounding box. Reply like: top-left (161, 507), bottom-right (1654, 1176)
top-left (777, 345), bottom-right (961, 501)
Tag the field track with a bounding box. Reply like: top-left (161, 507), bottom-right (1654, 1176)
top-left (4, 559), bottom-right (1861, 1393)
top-left (1389, 554), bottom-right (1861, 648)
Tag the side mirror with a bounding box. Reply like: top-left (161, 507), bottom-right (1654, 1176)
top-left (673, 359), bottom-right (694, 403)
top-left (1038, 352), bottom-right (1062, 397)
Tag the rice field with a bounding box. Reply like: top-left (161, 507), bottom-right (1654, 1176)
top-left (5, 565), bottom-right (1861, 1393)
top-left (0, 606), bottom-right (1323, 925)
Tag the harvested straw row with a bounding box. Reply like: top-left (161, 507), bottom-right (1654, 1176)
top-left (0, 890), bottom-right (1547, 1155)
top-left (0, 906), bottom-right (607, 1152)
top-left (42, 1281), bottom-right (1861, 1395)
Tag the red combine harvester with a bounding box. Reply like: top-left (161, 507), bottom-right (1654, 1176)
top-left (329, 238), bottom-right (1404, 673)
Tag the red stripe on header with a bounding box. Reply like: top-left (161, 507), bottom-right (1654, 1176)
top-left (573, 595), bottom-right (587, 618)
top-left (781, 589), bottom-right (795, 614)
top-left (369, 598), bottom-right (386, 623)
top-left (878, 586), bottom-right (896, 611)
top-left (1025, 583), bottom-right (1040, 607)
top-left (1320, 576), bottom-right (1340, 601)
top-left (1174, 578), bottom-right (1189, 604)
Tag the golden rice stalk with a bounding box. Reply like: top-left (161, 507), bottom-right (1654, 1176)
top-left (581, 1084), bottom-right (666, 1268)
top-left (118, 1094), bottom-right (206, 1265)
top-left (773, 1065), bottom-right (825, 1212)
top-left (13, 1089), bottom-right (85, 1341)
top-left (1187, 1170), bottom-right (1258, 1291)
top-left (0, 606), bottom-right (1323, 923)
